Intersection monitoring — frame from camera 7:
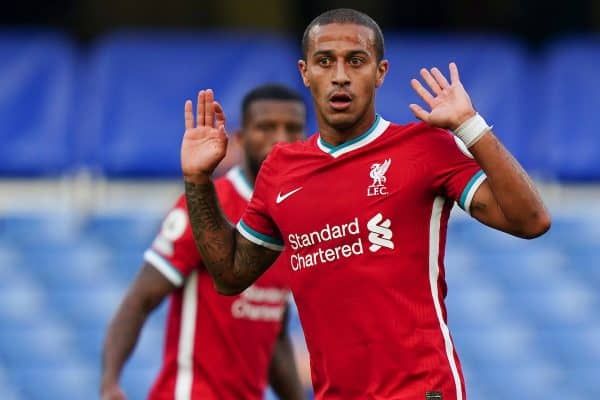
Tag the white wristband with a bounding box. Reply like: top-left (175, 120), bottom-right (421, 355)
top-left (452, 113), bottom-right (492, 148)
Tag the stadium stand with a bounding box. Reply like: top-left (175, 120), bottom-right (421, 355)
top-left (0, 31), bottom-right (598, 399)
top-left (0, 31), bottom-right (78, 176)
top-left (81, 31), bottom-right (308, 177)
top-left (540, 37), bottom-right (600, 181)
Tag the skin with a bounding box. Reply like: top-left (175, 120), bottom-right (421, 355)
top-left (101, 99), bottom-right (307, 400)
top-left (181, 23), bottom-right (551, 295)
top-left (298, 23), bottom-right (388, 145)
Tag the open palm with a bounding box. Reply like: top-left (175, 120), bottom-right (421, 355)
top-left (409, 62), bottom-right (476, 131)
top-left (181, 89), bottom-right (228, 182)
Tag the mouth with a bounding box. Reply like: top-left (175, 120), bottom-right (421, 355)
top-left (328, 92), bottom-right (353, 111)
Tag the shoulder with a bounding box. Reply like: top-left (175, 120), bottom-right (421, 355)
top-left (385, 121), bottom-right (449, 140)
top-left (259, 138), bottom-right (315, 174)
top-left (387, 121), bottom-right (460, 150)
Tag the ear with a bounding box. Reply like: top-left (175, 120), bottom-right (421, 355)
top-left (375, 59), bottom-right (389, 88)
top-left (298, 59), bottom-right (310, 88)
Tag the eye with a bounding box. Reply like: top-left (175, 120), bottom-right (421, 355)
top-left (318, 57), bottom-right (331, 67)
top-left (349, 56), bottom-right (364, 66)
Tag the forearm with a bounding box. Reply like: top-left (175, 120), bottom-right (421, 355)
top-left (269, 335), bottom-right (305, 400)
top-left (469, 131), bottom-right (550, 236)
top-left (185, 180), bottom-right (265, 295)
top-left (101, 298), bottom-right (150, 389)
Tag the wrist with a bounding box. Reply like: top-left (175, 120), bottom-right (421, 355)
top-left (101, 372), bottom-right (119, 388)
top-left (450, 110), bottom-right (476, 131)
top-left (452, 112), bottom-right (492, 148)
top-left (183, 173), bottom-right (212, 185)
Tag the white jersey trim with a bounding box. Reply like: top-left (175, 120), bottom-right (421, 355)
top-left (458, 170), bottom-right (487, 215)
top-left (316, 115), bottom-right (391, 158)
top-left (175, 271), bottom-right (198, 400)
top-left (429, 196), bottom-right (463, 400)
top-left (226, 165), bottom-right (253, 201)
top-left (144, 249), bottom-right (184, 287)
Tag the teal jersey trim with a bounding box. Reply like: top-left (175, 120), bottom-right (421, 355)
top-left (318, 114), bottom-right (381, 154)
top-left (238, 219), bottom-right (284, 246)
top-left (459, 170), bottom-right (485, 210)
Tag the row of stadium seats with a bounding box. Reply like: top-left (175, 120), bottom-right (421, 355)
top-left (0, 210), bottom-right (598, 398)
top-left (1, 30), bottom-right (600, 180)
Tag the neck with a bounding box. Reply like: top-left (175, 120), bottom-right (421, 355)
top-left (240, 159), bottom-right (257, 186)
top-left (318, 108), bottom-right (377, 147)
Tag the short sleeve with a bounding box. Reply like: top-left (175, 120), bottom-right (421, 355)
top-left (427, 128), bottom-right (487, 215)
top-left (144, 196), bottom-right (201, 286)
top-left (237, 152), bottom-right (284, 251)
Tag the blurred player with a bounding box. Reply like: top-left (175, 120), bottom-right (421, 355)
top-left (101, 84), bottom-right (308, 400)
top-left (179, 8), bottom-right (551, 400)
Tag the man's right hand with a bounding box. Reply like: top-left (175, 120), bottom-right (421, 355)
top-left (100, 383), bottom-right (127, 400)
top-left (181, 89), bottom-right (228, 184)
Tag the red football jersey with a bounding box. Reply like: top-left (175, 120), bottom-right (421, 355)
top-left (238, 116), bottom-right (486, 400)
top-left (144, 166), bottom-right (290, 400)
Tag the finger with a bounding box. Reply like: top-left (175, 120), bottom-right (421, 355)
top-left (409, 103), bottom-right (429, 122)
top-left (205, 89), bottom-right (214, 127)
top-left (420, 68), bottom-right (442, 95)
top-left (431, 67), bottom-right (450, 89)
top-left (213, 101), bottom-right (226, 131)
top-left (196, 90), bottom-right (205, 127)
top-left (410, 78), bottom-right (435, 106)
top-left (218, 124), bottom-right (228, 140)
top-left (184, 100), bottom-right (194, 130)
top-left (449, 62), bottom-right (460, 85)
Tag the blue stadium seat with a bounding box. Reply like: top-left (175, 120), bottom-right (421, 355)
top-left (0, 366), bottom-right (23, 400)
top-left (0, 213), bottom-right (80, 248)
top-left (82, 213), bottom-right (161, 251)
top-left (82, 31), bottom-right (305, 177)
top-left (10, 363), bottom-right (98, 400)
top-left (541, 37), bottom-right (600, 181)
top-left (0, 319), bottom-right (81, 368)
top-left (0, 31), bottom-right (78, 176)
top-left (21, 243), bottom-right (119, 291)
top-left (52, 289), bottom-right (124, 329)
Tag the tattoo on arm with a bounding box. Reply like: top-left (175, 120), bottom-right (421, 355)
top-left (185, 181), bottom-right (279, 292)
top-left (185, 180), bottom-right (235, 282)
top-left (233, 233), bottom-right (278, 284)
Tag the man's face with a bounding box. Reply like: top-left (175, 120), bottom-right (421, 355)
top-left (298, 23), bottom-right (388, 131)
top-left (239, 99), bottom-right (306, 176)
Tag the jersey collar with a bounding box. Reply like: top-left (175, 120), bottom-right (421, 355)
top-left (316, 114), bottom-right (390, 158)
top-left (225, 165), bottom-right (253, 201)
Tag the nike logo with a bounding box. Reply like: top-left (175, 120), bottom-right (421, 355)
top-left (276, 187), bottom-right (303, 204)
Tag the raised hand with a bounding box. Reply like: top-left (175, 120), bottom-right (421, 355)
top-left (181, 89), bottom-right (228, 184)
top-left (409, 62), bottom-right (476, 131)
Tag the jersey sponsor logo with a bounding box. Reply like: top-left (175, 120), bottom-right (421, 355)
top-left (152, 208), bottom-right (188, 256)
top-left (231, 285), bottom-right (287, 322)
top-left (367, 213), bottom-right (394, 252)
top-left (367, 158), bottom-right (391, 197)
top-left (162, 208), bottom-right (188, 240)
top-left (276, 187), bottom-right (303, 204)
top-left (288, 213), bottom-right (395, 271)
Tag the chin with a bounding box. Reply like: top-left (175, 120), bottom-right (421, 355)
top-left (326, 113), bottom-right (358, 131)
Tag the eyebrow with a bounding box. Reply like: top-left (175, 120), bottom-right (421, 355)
top-left (311, 49), bottom-right (371, 58)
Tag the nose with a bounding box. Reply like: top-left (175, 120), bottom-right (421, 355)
top-left (332, 61), bottom-right (350, 86)
top-left (271, 125), bottom-right (289, 144)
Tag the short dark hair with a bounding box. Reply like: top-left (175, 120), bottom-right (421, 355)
top-left (241, 83), bottom-right (305, 124)
top-left (301, 8), bottom-right (385, 62)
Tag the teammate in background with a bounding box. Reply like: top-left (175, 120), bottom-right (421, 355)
top-left (180, 8), bottom-right (551, 400)
top-left (101, 84), bottom-right (308, 400)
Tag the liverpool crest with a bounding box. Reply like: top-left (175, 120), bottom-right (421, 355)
top-left (367, 159), bottom-right (391, 197)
